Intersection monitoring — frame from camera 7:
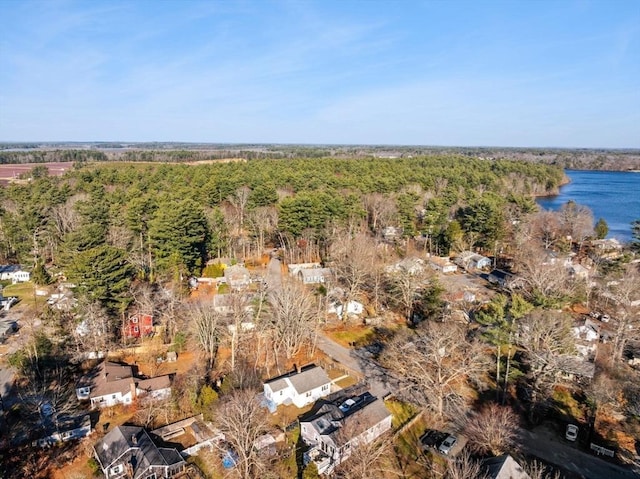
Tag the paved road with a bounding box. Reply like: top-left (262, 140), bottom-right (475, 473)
top-left (315, 333), bottom-right (392, 399)
top-left (519, 427), bottom-right (640, 479)
top-left (265, 257), bottom-right (282, 291)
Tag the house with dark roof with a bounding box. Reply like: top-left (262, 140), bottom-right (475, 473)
top-left (300, 389), bottom-right (392, 474)
top-left (76, 361), bottom-right (171, 408)
top-left (484, 455), bottom-right (530, 479)
top-left (263, 365), bottom-right (332, 409)
top-left (94, 425), bottom-right (185, 479)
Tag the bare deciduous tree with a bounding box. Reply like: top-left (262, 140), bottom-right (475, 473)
top-left (188, 300), bottom-right (223, 370)
top-left (464, 403), bottom-right (518, 456)
top-left (524, 459), bottom-right (562, 479)
top-left (512, 242), bottom-right (572, 303)
top-left (267, 280), bottom-right (318, 360)
top-left (385, 266), bottom-right (432, 322)
top-left (74, 298), bottom-right (114, 356)
top-left (333, 430), bottom-right (398, 479)
top-left (329, 231), bottom-right (377, 321)
top-left (214, 389), bottom-right (271, 479)
top-left (559, 200), bottom-right (593, 247)
top-left (517, 310), bottom-right (576, 420)
top-left (597, 266), bottom-right (640, 363)
top-left (248, 206), bottom-right (278, 255)
top-left (380, 321), bottom-right (489, 418)
top-left (522, 210), bottom-right (562, 250)
top-left (363, 193), bottom-right (398, 235)
top-left (445, 451), bottom-right (489, 479)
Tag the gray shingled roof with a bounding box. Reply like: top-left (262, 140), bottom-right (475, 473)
top-left (484, 455), bottom-right (530, 479)
top-left (265, 365), bottom-right (331, 395)
top-left (94, 425), bottom-right (184, 479)
top-left (288, 366), bottom-right (331, 395)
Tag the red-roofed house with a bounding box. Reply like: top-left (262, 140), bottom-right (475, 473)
top-left (124, 313), bottom-right (154, 339)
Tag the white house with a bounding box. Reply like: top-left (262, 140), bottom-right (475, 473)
top-left (386, 257), bottom-right (425, 275)
top-left (428, 256), bottom-right (458, 273)
top-left (34, 414), bottom-right (92, 448)
top-left (0, 265), bottom-right (30, 283)
top-left (328, 300), bottom-right (364, 318)
top-left (287, 262), bottom-right (321, 276)
top-left (76, 361), bottom-right (172, 409)
top-left (263, 365), bottom-right (332, 409)
top-left (298, 268), bottom-right (332, 285)
top-left (455, 251), bottom-right (491, 270)
top-left (300, 390), bottom-right (392, 475)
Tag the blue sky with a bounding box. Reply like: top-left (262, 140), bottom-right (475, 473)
top-left (0, 0), bottom-right (639, 147)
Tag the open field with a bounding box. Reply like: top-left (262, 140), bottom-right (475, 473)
top-left (0, 162), bottom-right (74, 185)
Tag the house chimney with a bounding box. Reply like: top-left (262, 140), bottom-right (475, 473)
top-left (131, 434), bottom-right (137, 445)
top-left (295, 364), bottom-right (301, 374)
top-left (130, 381), bottom-right (137, 401)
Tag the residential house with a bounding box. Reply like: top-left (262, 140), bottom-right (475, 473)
top-left (151, 415), bottom-right (225, 457)
top-left (386, 257), bottom-right (425, 275)
top-left (488, 269), bottom-right (518, 289)
top-left (455, 251), bottom-right (491, 270)
top-left (298, 268), bottom-right (332, 285)
top-left (557, 355), bottom-right (596, 383)
top-left (484, 455), bottom-right (530, 479)
top-left (300, 389), bottom-right (393, 475)
top-left (590, 238), bottom-right (623, 260)
top-left (428, 256), bottom-right (458, 273)
top-left (35, 414), bottom-right (92, 448)
top-left (572, 318), bottom-right (601, 359)
top-left (213, 293), bottom-right (255, 316)
top-left (287, 262), bottom-right (322, 277)
top-left (327, 300), bottom-right (364, 318)
top-left (0, 264), bottom-right (30, 283)
top-left (568, 263), bottom-right (590, 280)
top-left (263, 365), bottom-right (332, 409)
top-left (223, 265), bottom-right (251, 289)
top-left (94, 425), bottom-right (185, 479)
top-left (124, 313), bottom-right (154, 339)
top-left (76, 361), bottom-right (172, 408)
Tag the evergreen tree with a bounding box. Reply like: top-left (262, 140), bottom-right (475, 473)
top-left (594, 218), bottom-right (609, 239)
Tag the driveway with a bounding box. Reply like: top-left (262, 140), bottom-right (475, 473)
top-left (315, 333), bottom-right (392, 399)
top-left (518, 426), bottom-right (639, 479)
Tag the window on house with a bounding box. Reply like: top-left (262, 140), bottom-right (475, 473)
top-left (131, 316), bottom-right (139, 323)
top-left (109, 464), bottom-right (124, 475)
top-left (112, 394), bottom-right (117, 399)
top-left (133, 326), bottom-right (139, 333)
top-left (306, 392), bottom-right (311, 397)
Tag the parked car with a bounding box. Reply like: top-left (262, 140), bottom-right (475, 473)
top-left (438, 435), bottom-right (457, 455)
top-left (419, 430), bottom-right (447, 451)
top-left (565, 424), bottom-right (579, 442)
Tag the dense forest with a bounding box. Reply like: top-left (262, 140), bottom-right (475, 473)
top-left (0, 156), bottom-right (562, 304)
top-left (1, 144), bottom-right (640, 171)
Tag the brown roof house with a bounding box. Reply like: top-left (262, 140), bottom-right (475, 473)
top-left (94, 425), bottom-right (185, 479)
top-left (300, 388), bottom-right (392, 475)
top-left (76, 361), bottom-right (171, 409)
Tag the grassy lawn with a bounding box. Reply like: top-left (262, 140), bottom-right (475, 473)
top-left (2, 282), bottom-right (45, 308)
top-left (326, 326), bottom-right (375, 347)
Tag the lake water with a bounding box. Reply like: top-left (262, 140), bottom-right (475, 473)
top-left (536, 169), bottom-right (640, 242)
